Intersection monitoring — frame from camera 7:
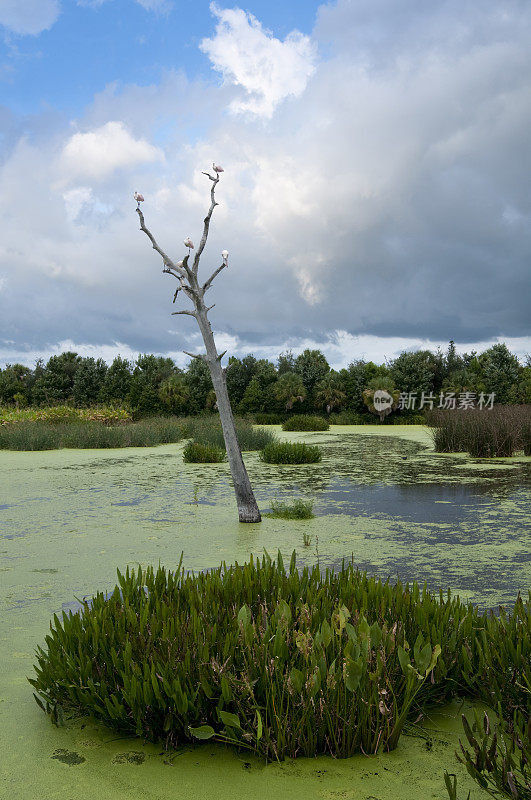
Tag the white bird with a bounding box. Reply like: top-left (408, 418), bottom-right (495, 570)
top-left (213, 163), bottom-right (224, 173)
top-left (183, 237), bottom-right (194, 250)
top-left (176, 260), bottom-right (184, 269)
top-left (221, 250), bottom-right (229, 263)
top-left (134, 191), bottom-right (144, 206)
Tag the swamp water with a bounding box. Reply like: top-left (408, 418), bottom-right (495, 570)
top-left (0, 425), bottom-right (529, 799)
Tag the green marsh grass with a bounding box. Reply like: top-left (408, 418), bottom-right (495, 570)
top-left (30, 553), bottom-right (530, 763)
top-left (260, 441), bottom-right (322, 464)
top-left (181, 416), bottom-right (277, 451)
top-left (266, 499), bottom-right (315, 519)
top-left (428, 406), bottom-right (531, 457)
top-left (0, 417), bottom-right (183, 450)
top-left (182, 441), bottom-right (226, 463)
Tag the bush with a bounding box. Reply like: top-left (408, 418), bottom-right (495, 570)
top-left (282, 415), bottom-right (329, 431)
top-left (182, 441), bottom-right (225, 463)
top-left (329, 411), bottom-right (371, 425)
top-left (427, 406), bottom-right (530, 457)
top-left (260, 441), bottom-right (322, 464)
top-left (0, 417), bottom-right (183, 451)
top-left (266, 499), bottom-right (315, 519)
top-left (30, 554), bottom-right (529, 762)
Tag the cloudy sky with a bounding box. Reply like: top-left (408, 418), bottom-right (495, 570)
top-left (0, 0), bottom-right (530, 369)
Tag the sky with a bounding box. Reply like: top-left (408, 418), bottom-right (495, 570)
top-left (0, 0), bottom-right (530, 370)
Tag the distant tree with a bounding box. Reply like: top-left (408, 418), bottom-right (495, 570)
top-left (32, 352), bottom-right (81, 404)
top-left (315, 371), bottom-right (346, 415)
top-left (72, 357), bottom-right (108, 406)
top-left (239, 377), bottom-right (265, 413)
top-left (129, 354), bottom-right (175, 414)
top-left (479, 343), bottom-right (520, 403)
top-left (159, 372), bottom-right (191, 414)
top-left (274, 372), bottom-right (306, 411)
top-left (341, 360), bottom-right (388, 412)
top-left (253, 359), bottom-right (277, 389)
top-left (295, 349), bottom-right (330, 396)
top-left (183, 357), bottom-right (213, 415)
top-left (277, 350), bottom-right (296, 375)
top-left (508, 366), bottom-right (531, 404)
top-left (100, 356), bottom-right (132, 405)
top-left (389, 350), bottom-right (436, 396)
top-left (0, 363), bottom-right (32, 405)
top-left (225, 355), bottom-right (257, 407)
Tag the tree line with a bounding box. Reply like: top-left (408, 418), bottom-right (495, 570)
top-left (0, 342), bottom-right (528, 415)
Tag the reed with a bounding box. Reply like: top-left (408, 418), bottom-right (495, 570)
top-left (427, 406), bottom-right (530, 458)
top-left (266, 499), bottom-right (315, 519)
top-left (182, 441), bottom-right (226, 463)
top-left (181, 416), bottom-right (277, 451)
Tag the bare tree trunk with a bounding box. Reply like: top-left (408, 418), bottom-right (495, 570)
top-left (135, 168), bottom-right (261, 523)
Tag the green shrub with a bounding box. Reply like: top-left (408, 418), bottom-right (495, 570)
top-left (328, 411), bottom-right (371, 425)
top-left (260, 441), bottom-right (322, 464)
top-left (30, 554), bottom-right (530, 762)
top-left (182, 441), bottom-right (225, 463)
top-left (266, 499), bottom-right (315, 519)
top-left (282, 415), bottom-right (329, 431)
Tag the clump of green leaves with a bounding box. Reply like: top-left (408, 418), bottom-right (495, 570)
top-left (266, 499), bottom-right (315, 519)
top-left (282, 415), bottom-right (329, 431)
top-left (182, 441), bottom-right (225, 463)
top-left (260, 441), bottom-right (322, 464)
top-left (31, 552), bottom-right (451, 760)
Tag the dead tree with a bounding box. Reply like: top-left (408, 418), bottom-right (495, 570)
top-left (135, 168), bottom-right (261, 523)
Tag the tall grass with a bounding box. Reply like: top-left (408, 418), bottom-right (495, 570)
top-left (30, 553), bottom-right (530, 762)
top-left (181, 415), bottom-right (277, 451)
top-left (182, 441), bottom-right (225, 463)
top-left (427, 406), bottom-right (530, 457)
top-left (0, 417), bottom-right (183, 450)
top-left (0, 405), bottom-right (131, 425)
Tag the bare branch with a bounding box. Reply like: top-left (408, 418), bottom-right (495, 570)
top-left (206, 303), bottom-right (216, 312)
top-left (136, 207), bottom-right (186, 278)
top-left (171, 309), bottom-right (196, 317)
top-left (193, 173), bottom-right (220, 274)
top-left (201, 171), bottom-right (216, 181)
top-left (183, 350), bottom-right (207, 361)
top-left (203, 262), bottom-right (227, 293)
top-left (217, 350), bottom-right (227, 361)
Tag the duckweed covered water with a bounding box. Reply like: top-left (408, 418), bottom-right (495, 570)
top-left (0, 425), bottom-right (529, 799)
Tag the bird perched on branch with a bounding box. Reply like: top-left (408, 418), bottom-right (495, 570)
top-left (213, 163), bottom-right (224, 173)
top-left (222, 250), bottom-right (229, 264)
top-left (183, 237), bottom-right (194, 250)
top-left (134, 191), bottom-right (144, 207)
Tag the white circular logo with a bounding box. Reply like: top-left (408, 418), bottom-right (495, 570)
top-left (373, 389), bottom-right (393, 412)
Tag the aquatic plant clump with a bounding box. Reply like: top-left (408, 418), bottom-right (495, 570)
top-left (266, 499), bottom-right (315, 519)
top-left (29, 553), bottom-right (529, 763)
top-left (260, 441), bottom-right (322, 464)
top-left (182, 441), bottom-right (226, 463)
top-left (282, 415), bottom-right (329, 431)
top-left (0, 404), bottom-right (131, 426)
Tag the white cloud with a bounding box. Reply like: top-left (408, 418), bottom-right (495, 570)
top-left (0, 0), bottom-right (60, 36)
top-left (200, 2), bottom-right (317, 118)
top-left (60, 121), bottom-right (163, 182)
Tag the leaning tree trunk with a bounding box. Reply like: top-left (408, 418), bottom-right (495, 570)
top-left (135, 167), bottom-right (261, 523)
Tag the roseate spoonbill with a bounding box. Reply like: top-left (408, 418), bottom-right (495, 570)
top-left (183, 237), bottom-right (194, 250)
top-left (213, 163), bottom-right (224, 173)
top-left (134, 191), bottom-right (144, 207)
